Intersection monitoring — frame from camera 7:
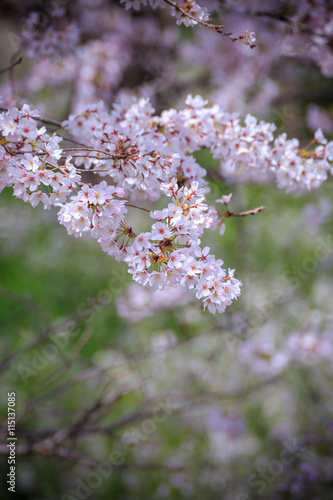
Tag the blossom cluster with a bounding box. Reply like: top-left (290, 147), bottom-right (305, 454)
top-left (58, 181), bottom-right (127, 250)
top-left (156, 96), bottom-right (333, 192)
top-left (62, 98), bottom-right (204, 201)
top-left (124, 180), bottom-right (242, 313)
top-left (63, 94), bottom-right (333, 196)
top-left (0, 105), bottom-right (80, 208)
top-left (169, 1), bottom-right (209, 27)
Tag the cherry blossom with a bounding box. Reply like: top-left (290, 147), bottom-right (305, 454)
top-left (170, 1), bottom-right (209, 27)
top-left (1, 91), bottom-right (333, 314)
top-left (0, 105), bottom-right (80, 208)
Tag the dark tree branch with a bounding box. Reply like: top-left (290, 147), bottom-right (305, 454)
top-left (0, 57), bottom-right (23, 76)
top-left (163, 0), bottom-right (256, 48)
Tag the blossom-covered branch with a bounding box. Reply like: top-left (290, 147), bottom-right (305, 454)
top-left (1, 95), bottom-right (332, 314)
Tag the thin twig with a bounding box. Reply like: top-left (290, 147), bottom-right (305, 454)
top-left (226, 206), bottom-right (266, 217)
top-left (0, 57), bottom-right (23, 75)
top-left (126, 203), bottom-right (151, 213)
top-left (219, 3), bottom-right (330, 40)
top-left (8, 52), bottom-right (22, 101)
top-left (163, 0), bottom-right (255, 48)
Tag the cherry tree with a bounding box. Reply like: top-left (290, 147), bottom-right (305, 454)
top-left (0, 1), bottom-right (333, 499)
